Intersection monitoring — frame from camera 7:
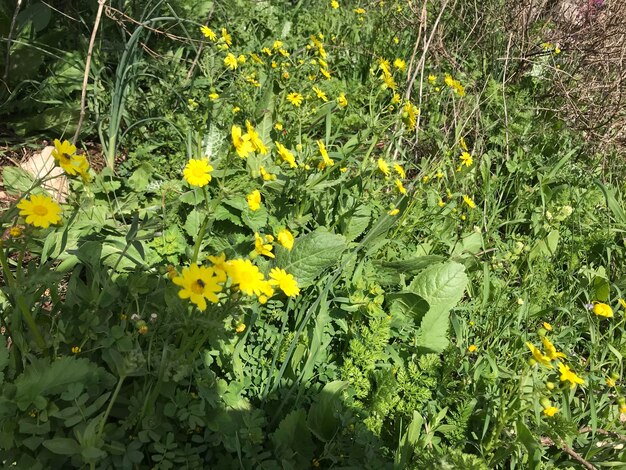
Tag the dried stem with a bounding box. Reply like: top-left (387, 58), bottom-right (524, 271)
top-left (73, 0), bottom-right (107, 144)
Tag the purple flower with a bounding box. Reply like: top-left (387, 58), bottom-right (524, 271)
top-left (585, 303), bottom-right (594, 310)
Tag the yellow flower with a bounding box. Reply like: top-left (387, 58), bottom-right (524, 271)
top-left (541, 337), bottom-right (566, 361)
top-left (331, 0), bottom-right (339, 8)
top-left (460, 152), bottom-right (473, 167)
top-left (262, 47), bottom-right (272, 55)
top-left (526, 342), bottom-right (553, 368)
top-left (394, 178), bottom-right (406, 194)
top-left (275, 141), bottom-right (297, 168)
top-left (468, 344), bottom-right (477, 353)
top-left (274, 122), bottom-right (283, 131)
top-left (402, 101), bottom-right (419, 130)
top-left (436, 170), bottom-right (444, 179)
top-left (388, 208), bottom-right (400, 216)
top-left (71, 346), bottom-right (81, 354)
top-left (460, 137), bottom-right (469, 151)
top-left (220, 28), bottom-right (232, 47)
top-left (336, 92), bottom-right (348, 108)
top-left (543, 322), bottom-right (553, 331)
top-left (235, 322), bottom-right (246, 333)
top-left (381, 72), bottom-right (396, 90)
top-left (183, 159), bottom-right (213, 187)
top-left (247, 190), bottom-right (262, 211)
top-left (437, 198), bottom-right (445, 207)
top-left (543, 406), bottom-right (559, 417)
top-left (444, 74), bottom-right (465, 97)
top-left (277, 229), bottom-right (295, 250)
top-left (558, 362), bottom-right (585, 388)
top-left (52, 139), bottom-right (89, 177)
top-left (254, 233), bottom-right (274, 258)
top-left (606, 377), bottom-right (616, 387)
top-left (172, 264), bottom-right (224, 311)
top-left (224, 53), bottom-right (238, 70)
top-left (320, 68), bottom-right (331, 80)
top-left (428, 74), bottom-right (437, 84)
top-left (207, 253), bottom-right (228, 278)
top-left (377, 158), bottom-right (391, 177)
top-left (391, 93), bottom-right (401, 104)
top-left (245, 120), bottom-right (268, 154)
top-left (259, 166), bottom-right (276, 181)
top-left (312, 86), bottom-right (328, 102)
top-left (354, 7), bottom-right (365, 14)
top-left (620, 404), bottom-right (626, 414)
top-left (593, 302), bottom-right (613, 318)
top-left (8, 226), bottom-right (22, 237)
top-left (287, 92), bottom-right (304, 107)
top-left (200, 25), bottom-right (216, 41)
top-left (237, 54), bottom-right (246, 64)
top-left (17, 194), bottom-right (62, 228)
top-left (393, 163), bottom-right (406, 179)
top-left (208, 92), bottom-right (219, 100)
top-left (269, 268), bottom-right (300, 297)
top-left (317, 140), bottom-right (334, 169)
top-left (393, 58), bottom-right (406, 72)
top-left (225, 259), bottom-right (269, 297)
top-left (232, 106), bottom-right (241, 113)
top-left (463, 195), bottom-right (476, 209)
top-left (232, 125), bottom-right (254, 158)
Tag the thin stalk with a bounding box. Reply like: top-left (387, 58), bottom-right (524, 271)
top-left (0, 246), bottom-right (47, 351)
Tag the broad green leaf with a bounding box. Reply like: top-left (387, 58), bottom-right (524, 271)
top-left (307, 381), bottom-right (349, 441)
top-left (43, 438), bottom-right (81, 456)
top-left (387, 292), bottom-right (429, 323)
top-left (341, 204), bottom-right (371, 242)
top-left (275, 229), bottom-right (346, 287)
top-left (272, 409), bottom-right (314, 465)
top-left (14, 358), bottom-right (101, 411)
top-left (373, 255), bottom-right (446, 285)
top-left (410, 262), bottom-right (468, 352)
top-left (2, 166), bottom-right (35, 194)
top-left (183, 209), bottom-right (204, 237)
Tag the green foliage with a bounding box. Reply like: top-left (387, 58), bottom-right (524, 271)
top-left (2, 0), bottom-right (626, 468)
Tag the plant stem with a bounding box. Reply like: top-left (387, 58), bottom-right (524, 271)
top-left (0, 245), bottom-right (47, 351)
top-left (97, 375), bottom-right (126, 439)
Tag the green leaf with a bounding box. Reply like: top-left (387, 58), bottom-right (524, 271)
top-left (373, 255), bottom-right (446, 285)
top-left (275, 228), bottom-right (346, 287)
top-left (341, 204), bottom-right (371, 242)
top-left (183, 209), bottom-right (204, 237)
top-left (388, 293), bottom-right (429, 322)
top-left (13, 357), bottom-right (101, 411)
top-left (127, 163), bottom-right (153, 192)
top-left (242, 206), bottom-right (268, 232)
top-left (307, 381), bottom-right (349, 441)
top-left (410, 262), bottom-right (468, 352)
top-left (43, 437), bottom-right (81, 456)
top-left (1, 166), bottom-right (35, 194)
top-left (272, 409), bottom-right (314, 465)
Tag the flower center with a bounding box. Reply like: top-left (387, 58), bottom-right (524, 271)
top-left (59, 153), bottom-right (72, 164)
top-left (33, 205), bottom-right (48, 216)
top-left (191, 167), bottom-right (205, 178)
top-left (191, 279), bottom-right (205, 294)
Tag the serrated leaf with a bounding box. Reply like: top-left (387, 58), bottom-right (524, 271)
top-left (242, 206), bottom-right (268, 231)
top-left (307, 381), bottom-right (349, 442)
top-left (275, 229), bottom-right (346, 287)
top-left (342, 204), bottom-right (371, 242)
top-left (410, 262), bottom-right (468, 352)
top-left (272, 409), bottom-right (314, 465)
top-left (183, 209), bottom-right (204, 237)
